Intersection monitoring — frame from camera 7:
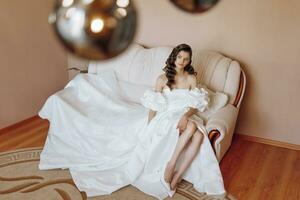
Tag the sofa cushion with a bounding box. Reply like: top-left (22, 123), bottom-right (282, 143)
top-left (196, 84), bottom-right (228, 122)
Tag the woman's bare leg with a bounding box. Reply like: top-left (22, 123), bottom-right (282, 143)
top-left (164, 121), bottom-right (197, 183)
top-left (170, 130), bottom-right (204, 190)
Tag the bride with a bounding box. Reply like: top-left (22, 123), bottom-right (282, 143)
top-left (38, 44), bottom-right (226, 199)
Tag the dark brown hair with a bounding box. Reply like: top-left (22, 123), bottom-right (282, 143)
top-left (163, 44), bottom-right (197, 89)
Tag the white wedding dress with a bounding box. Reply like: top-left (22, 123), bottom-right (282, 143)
top-left (39, 70), bottom-right (226, 199)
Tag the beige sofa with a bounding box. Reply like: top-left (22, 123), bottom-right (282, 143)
top-left (82, 43), bottom-right (246, 162)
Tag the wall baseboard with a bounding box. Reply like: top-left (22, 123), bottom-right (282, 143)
top-left (235, 133), bottom-right (300, 151)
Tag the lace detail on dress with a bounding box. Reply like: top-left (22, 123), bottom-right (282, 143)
top-left (187, 87), bottom-right (210, 112)
top-left (140, 90), bottom-right (167, 111)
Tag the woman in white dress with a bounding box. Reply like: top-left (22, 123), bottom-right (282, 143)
top-left (127, 44), bottom-right (226, 198)
top-left (150, 44), bottom-right (207, 190)
top-left (38, 44), bottom-right (226, 200)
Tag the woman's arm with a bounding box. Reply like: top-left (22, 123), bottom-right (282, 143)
top-left (147, 74), bottom-right (165, 124)
top-left (183, 107), bottom-right (198, 118)
top-left (177, 108), bottom-right (198, 133)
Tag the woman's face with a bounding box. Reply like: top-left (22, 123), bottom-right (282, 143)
top-left (174, 50), bottom-right (191, 69)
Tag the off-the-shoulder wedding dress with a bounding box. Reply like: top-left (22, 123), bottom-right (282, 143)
top-left (39, 70), bottom-right (226, 200)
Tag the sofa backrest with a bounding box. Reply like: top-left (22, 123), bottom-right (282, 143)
top-left (192, 50), bottom-right (241, 105)
top-left (88, 44), bottom-right (170, 86)
top-left (88, 43), bottom-right (241, 104)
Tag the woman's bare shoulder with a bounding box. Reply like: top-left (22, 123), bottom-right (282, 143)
top-left (155, 74), bottom-right (167, 91)
top-left (187, 74), bottom-right (196, 81)
top-left (187, 74), bottom-right (197, 87)
top-left (157, 73), bottom-right (167, 83)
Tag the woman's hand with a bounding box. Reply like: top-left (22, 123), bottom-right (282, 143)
top-left (148, 110), bottom-right (156, 124)
top-left (176, 115), bottom-right (188, 134)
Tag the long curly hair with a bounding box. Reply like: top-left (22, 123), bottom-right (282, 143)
top-left (163, 44), bottom-right (197, 89)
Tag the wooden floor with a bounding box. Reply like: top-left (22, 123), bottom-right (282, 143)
top-left (0, 117), bottom-right (299, 200)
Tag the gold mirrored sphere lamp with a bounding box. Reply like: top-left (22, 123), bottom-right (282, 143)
top-left (48, 0), bottom-right (137, 60)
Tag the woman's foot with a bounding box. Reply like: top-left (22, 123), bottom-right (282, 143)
top-left (170, 171), bottom-right (182, 190)
top-left (164, 162), bottom-right (175, 183)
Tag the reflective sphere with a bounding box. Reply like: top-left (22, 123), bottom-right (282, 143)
top-left (49, 0), bottom-right (137, 60)
top-left (170, 0), bottom-right (220, 13)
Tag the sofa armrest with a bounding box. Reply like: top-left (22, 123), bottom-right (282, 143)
top-left (206, 104), bottom-right (239, 160)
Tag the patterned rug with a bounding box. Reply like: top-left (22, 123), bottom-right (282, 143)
top-left (0, 148), bottom-right (236, 200)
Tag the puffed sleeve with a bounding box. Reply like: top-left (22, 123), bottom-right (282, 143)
top-left (140, 90), bottom-right (167, 111)
top-left (187, 87), bottom-right (210, 112)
